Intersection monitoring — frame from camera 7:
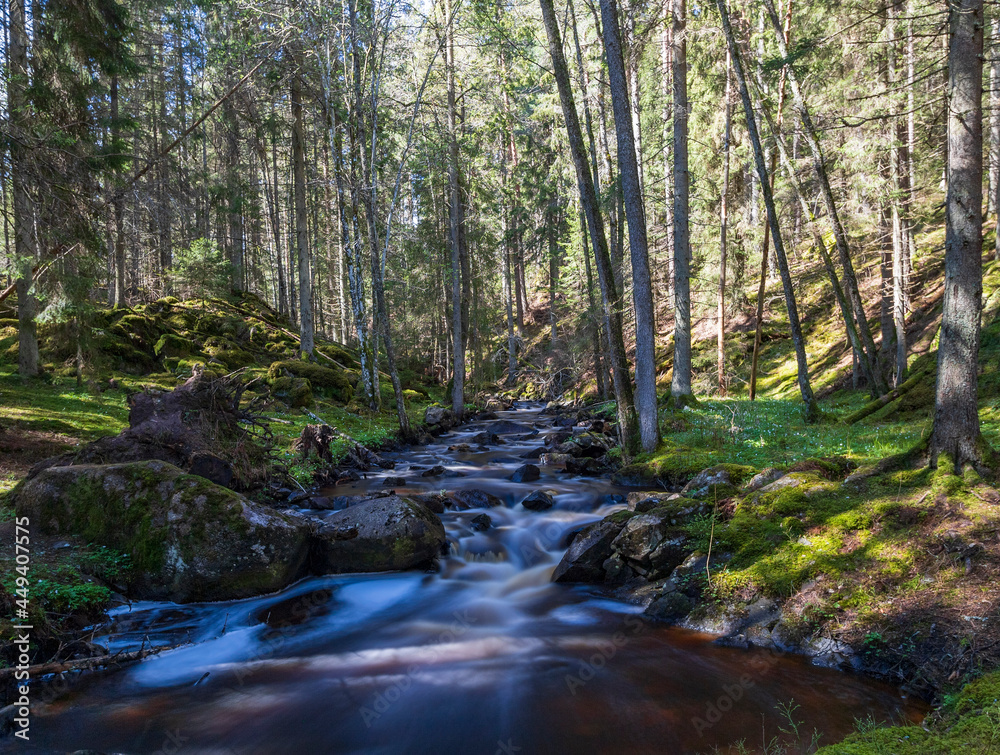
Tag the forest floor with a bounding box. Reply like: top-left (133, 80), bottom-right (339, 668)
top-left (3, 210), bottom-right (1000, 748)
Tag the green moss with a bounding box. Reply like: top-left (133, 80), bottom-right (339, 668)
top-left (269, 359), bottom-right (353, 402)
top-left (154, 333), bottom-right (194, 358)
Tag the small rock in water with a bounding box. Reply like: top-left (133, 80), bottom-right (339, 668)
top-left (565, 457), bottom-right (601, 475)
top-left (421, 465), bottom-right (447, 477)
top-left (521, 490), bottom-right (554, 511)
top-left (451, 488), bottom-right (504, 509)
top-left (287, 489), bottom-right (313, 506)
top-left (338, 469), bottom-right (362, 482)
top-left (410, 493), bottom-right (448, 514)
top-left (487, 420), bottom-right (535, 435)
top-left (510, 463), bottom-right (540, 483)
top-left (471, 432), bottom-right (502, 445)
top-left (448, 443), bottom-right (473, 452)
top-left (383, 476), bottom-right (407, 487)
top-left (471, 513), bottom-right (493, 531)
top-left (520, 446), bottom-right (547, 459)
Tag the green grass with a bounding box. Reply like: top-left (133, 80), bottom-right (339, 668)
top-left (815, 671), bottom-right (1000, 754)
top-left (0, 368), bottom-right (130, 439)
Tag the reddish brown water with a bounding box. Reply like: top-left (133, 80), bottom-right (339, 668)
top-left (11, 404), bottom-right (925, 754)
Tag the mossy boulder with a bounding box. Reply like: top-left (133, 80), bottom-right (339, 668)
top-left (10, 460), bottom-right (310, 602)
top-left (269, 359), bottom-right (353, 403)
top-left (269, 376), bottom-right (314, 408)
top-left (154, 333), bottom-right (194, 358)
top-left (310, 495), bottom-right (446, 573)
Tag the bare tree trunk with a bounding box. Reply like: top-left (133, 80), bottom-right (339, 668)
top-left (717, 0), bottom-right (818, 420)
top-left (887, 3), bottom-right (907, 387)
top-left (931, 0), bottom-right (990, 470)
top-left (600, 0), bottom-right (660, 451)
top-left (110, 74), bottom-right (127, 309)
top-left (291, 61), bottom-right (313, 358)
top-left (670, 0), bottom-right (691, 399)
top-left (660, 25), bottom-right (675, 308)
top-left (989, 16), bottom-right (1000, 218)
top-left (748, 1), bottom-right (791, 402)
top-left (446, 0), bottom-right (466, 417)
top-left (581, 207), bottom-right (607, 399)
top-left (761, 0), bottom-right (886, 397)
top-left (539, 0), bottom-right (639, 454)
top-left (8, 0), bottom-right (37, 376)
top-left (718, 53), bottom-right (732, 396)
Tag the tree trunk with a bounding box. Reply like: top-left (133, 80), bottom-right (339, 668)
top-left (446, 0), bottom-right (466, 417)
top-left (290, 62), bottom-right (313, 359)
top-left (761, 0), bottom-right (886, 397)
top-left (110, 74), bottom-right (127, 309)
top-left (748, 0), bottom-right (791, 402)
top-left (716, 0), bottom-right (818, 420)
top-left (931, 0), bottom-right (989, 470)
top-left (8, 0), bottom-right (37, 376)
top-left (600, 0), bottom-right (660, 451)
top-left (670, 0), bottom-right (692, 399)
top-left (581, 207), bottom-right (607, 399)
top-left (718, 52), bottom-right (732, 396)
top-left (539, 0), bottom-right (639, 454)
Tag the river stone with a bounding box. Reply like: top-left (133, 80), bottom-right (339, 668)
top-left (626, 492), bottom-right (679, 512)
top-left (510, 464), bottom-right (540, 483)
top-left (421, 465), bottom-right (447, 477)
top-left (424, 406), bottom-right (455, 429)
top-left (565, 457), bottom-right (602, 475)
top-left (471, 513), bottom-right (493, 531)
top-left (487, 420), bottom-right (535, 435)
top-left (552, 520), bottom-right (624, 583)
top-left (611, 514), bottom-right (689, 579)
top-left (681, 466), bottom-right (733, 498)
top-left (311, 495), bottom-right (445, 574)
top-left (520, 446), bottom-right (547, 460)
top-left (410, 493), bottom-right (448, 514)
top-left (539, 453), bottom-right (573, 468)
top-left (471, 432), bottom-right (502, 445)
top-left (450, 488), bottom-right (504, 510)
top-left (743, 467), bottom-right (785, 493)
top-left (520, 490), bottom-right (554, 511)
top-left (11, 460), bottom-right (311, 602)
top-left (383, 476), bottom-right (407, 487)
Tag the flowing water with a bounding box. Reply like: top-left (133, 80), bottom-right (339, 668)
top-left (14, 404), bottom-right (924, 754)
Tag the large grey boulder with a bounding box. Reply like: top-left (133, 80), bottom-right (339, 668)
top-left (12, 460), bottom-right (310, 602)
top-left (552, 521), bottom-right (623, 583)
top-left (311, 495), bottom-right (446, 573)
top-left (611, 514), bottom-right (689, 579)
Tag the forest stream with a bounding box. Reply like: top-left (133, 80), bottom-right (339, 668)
top-left (12, 404), bottom-right (925, 754)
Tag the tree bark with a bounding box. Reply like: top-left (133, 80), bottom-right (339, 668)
top-left (761, 0), bottom-right (886, 397)
top-left (931, 0), bottom-right (990, 470)
top-left (670, 0), bottom-right (692, 399)
top-left (8, 0), bottom-right (37, 377)
top-left (716, 0), bottom-right (818, 420)
top-left (446, 0), bottom-right (466, 417)
top-left (718, 52), bottom-right (732, 396)
top-left (539, 0), bottom-right (639, 454)
top-left (600, 0), bottom-right (660, 451)
top-left (290, 62), bottom-right (313, 358)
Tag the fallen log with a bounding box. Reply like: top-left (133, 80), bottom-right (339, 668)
top-left (843, 367), bottom-right (933, 425)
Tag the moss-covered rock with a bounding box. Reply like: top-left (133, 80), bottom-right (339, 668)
top-left (269, 359), bottom-right (353, 402)
top-left (10, 460), bottom-right (310, 602)
top-left (269, 375), bottom-right (313, 408)
top-left (310, 495), bottom-right (446, 573)
top-left (154, 333), bottom-right (194, 358)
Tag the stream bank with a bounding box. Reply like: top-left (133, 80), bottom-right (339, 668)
top-left (4, 402), bottom-right (925, 754)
